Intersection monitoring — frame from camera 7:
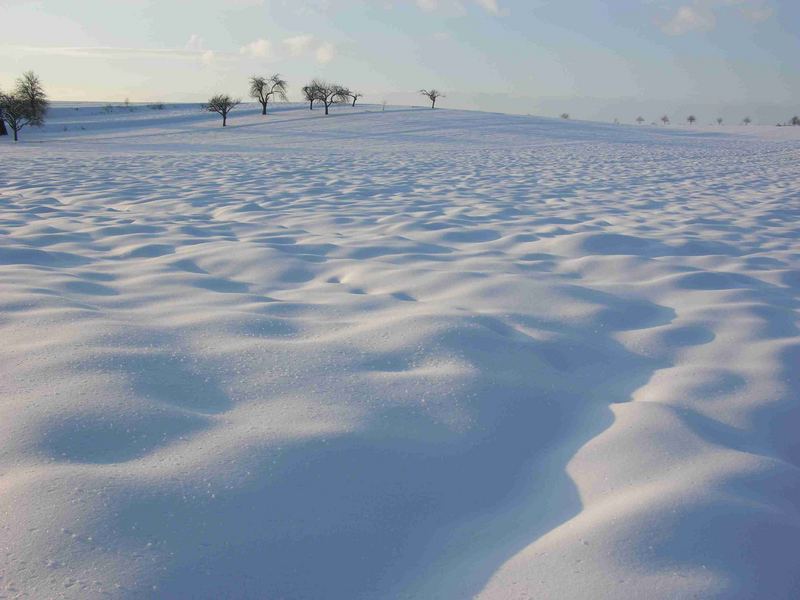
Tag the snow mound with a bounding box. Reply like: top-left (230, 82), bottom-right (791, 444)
top-left (1, 103), bottom-right (799, 599)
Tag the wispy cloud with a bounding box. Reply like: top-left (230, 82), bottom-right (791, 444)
top-left (7, 45), bottom-right (206, 60)
top-left (662, 5), bottom-right (716, 35)
top-left (661, 0), bottom-right (774, 36)
top-left (411, 0), bottom-right (502, 15)
top-left (7, 35), bottom-right (222, 65)
top-left (6, 31), bottom-right (334, 66)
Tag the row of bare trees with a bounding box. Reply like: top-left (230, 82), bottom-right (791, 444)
top-left (300, 80), bottom-right (362, 115)
top-left (204, 75), bottom-right (372, 125)
top-left (204, 74), bottom-right (446, 126)
top-left (634, 115), bottom-right (755, 126)
top-left (0, 71), bottom-right (49, 141)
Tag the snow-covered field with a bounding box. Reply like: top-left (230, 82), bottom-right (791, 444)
top-left (1, 103), bottom-right (799, 599)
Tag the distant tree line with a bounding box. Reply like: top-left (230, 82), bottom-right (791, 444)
top-left (6, 69), bottom-right (796, 134)
top-left (626, 114), bottom-right (800, 127)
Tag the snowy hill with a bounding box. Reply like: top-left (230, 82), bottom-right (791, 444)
top-left (1, 103), bottom-right (799, 599)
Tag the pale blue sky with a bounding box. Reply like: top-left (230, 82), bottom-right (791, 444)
top-left (1, 0), bottom-right (797, 122)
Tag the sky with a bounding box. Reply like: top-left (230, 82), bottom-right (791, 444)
top-left (1, 0), bottom-right (798, 123)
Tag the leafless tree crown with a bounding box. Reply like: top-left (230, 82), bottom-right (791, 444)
top-left (249, 74), bottom-right (288, 115)
top-left (419, 89), bottom-right (444, 109)
top-left (305, 80), bottom-right (348, 115)
top-left (203, 94), bottom-right (241, 126)
top-left (16, 71), bottom-right (49, 126)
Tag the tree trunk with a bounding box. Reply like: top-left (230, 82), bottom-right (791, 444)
top-left (0, 116), bottom-right (7, 136)
top-left (431, 99), bottom-right (436, 109)
top-left (324, 103), bottom-right (329, 115)
top-left (262, 102), bottom-right (267, 115)
top-left (13, 127), bottom-right (18, 141)
top-left (309, 100), bottom-right (314, 110)
top-left (222, 114), bottom-right (227, 127)
top-left (352, 97), bottom-right (356, 107)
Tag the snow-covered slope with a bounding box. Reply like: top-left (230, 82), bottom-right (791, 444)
top-left (1, 103), bottom-right (799, 599)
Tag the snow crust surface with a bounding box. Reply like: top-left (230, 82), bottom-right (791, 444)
top-left (1, 103), bottom-right (799, 599)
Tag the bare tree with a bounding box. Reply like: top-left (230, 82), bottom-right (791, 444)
top-left (15, 71), bottom-right (49, 127)
top-left (419, 89), bottom-right (444, 109)
top-left (560, 113), bottom-right (570, 120)
top-left (717, 117), bottom-right (723, 125)
top-left (636, 116), bottom-right (645, 125)
top-left (0, 92), bottom-right (33, 141)
top-left (302, 84), bottom-right (318, 110)
top-left (790, 116), bottom-right (799, 126)
top-left (687, 115), bottom-right (696, 125)
top-left (249, 74), bottom-right (288, 115)
top-left (306, 80), bottom-right (347, 115)
top-left (347, 90), bottom-right (364, 107)
top-left (203, 94), bottom-right (241, 127)
top-left (661, 115), bottom-right (670, 125)
top-left (742, 116), bottom-right (752, 125)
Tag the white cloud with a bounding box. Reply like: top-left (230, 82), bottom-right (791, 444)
top-left (284, 34), bottom-right (315, 56)
top-left (315, 42), bottom-right (335, 65)
top-left (739, 3), bottom-right (773, 22)
top-left (238, 33), bottom-right (333, 64)
top-left (239, 38), bottom-right (272, 58)
top-left (474, 0), bottom-right (500, 15)
top-left (661, 0), bottom-right (774, 35)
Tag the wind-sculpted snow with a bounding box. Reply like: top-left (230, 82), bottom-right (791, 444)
top-left (1, 104), bottom-right (799, 599)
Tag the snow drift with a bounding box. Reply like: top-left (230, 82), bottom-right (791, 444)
top-left (1, 103), bottom-right (799, 599)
